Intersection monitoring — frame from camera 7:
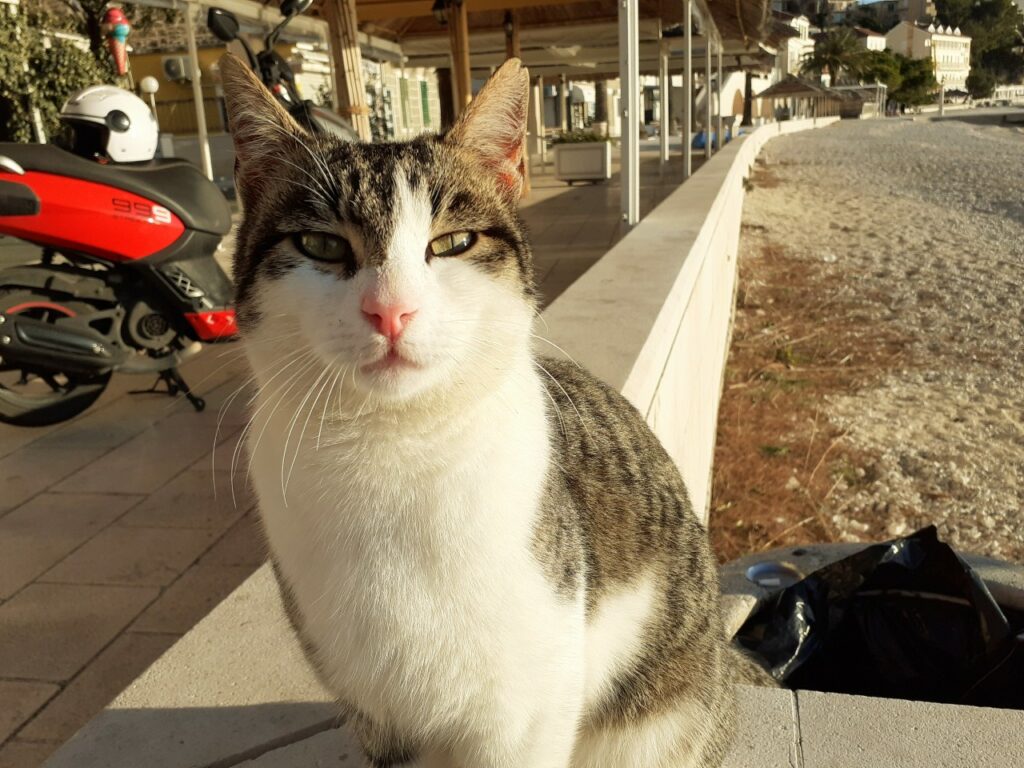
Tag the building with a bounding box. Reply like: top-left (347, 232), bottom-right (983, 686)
top-left (852, 26), bottom-right (886, 51)
top-left (885, 21), bottom-right (971, 91)
top-left (856, 0), bottom-right (935, 31)
top-left (898, 0), bottom-right (938, 25)
top-left (777, 15), bottom-right (816, 78)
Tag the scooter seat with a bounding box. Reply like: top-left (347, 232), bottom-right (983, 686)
top-left (0, 143), bottom-right (232, 236)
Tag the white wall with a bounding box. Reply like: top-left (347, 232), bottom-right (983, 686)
top-left (543, 117), bottom-right (841, 519)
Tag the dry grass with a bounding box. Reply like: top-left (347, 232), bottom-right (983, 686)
top-left (709, 233), bottom-right (911, 563)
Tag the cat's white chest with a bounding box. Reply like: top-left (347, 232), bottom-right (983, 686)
top-left (248, 369), bottom-right (575, 737)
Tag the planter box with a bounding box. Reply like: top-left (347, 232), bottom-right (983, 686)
top-left (553, 141), bottom-right (612, 183)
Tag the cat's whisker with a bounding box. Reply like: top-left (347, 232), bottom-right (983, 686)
top-left (245, 354), bottom-right (324, 489)
top-left (280, 361), bottom-right (334, 505)
top-left (535, 361), bottom-right (592, 439)
top-left (317, 368), bottom-right (344, 450)
top-left (230, 352), bottom-right (318, 507)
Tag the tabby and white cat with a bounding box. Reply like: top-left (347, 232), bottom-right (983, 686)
top-left (221, 53), bottom-right (741, 767)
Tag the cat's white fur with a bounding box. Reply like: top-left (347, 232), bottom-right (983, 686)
top-left (244, 171), bottom-right (688, 766)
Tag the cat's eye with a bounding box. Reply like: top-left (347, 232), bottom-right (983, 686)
top-left (294, 232), bottom-right (353, 263)
top-left (428, 231), bottom-right (476, 259)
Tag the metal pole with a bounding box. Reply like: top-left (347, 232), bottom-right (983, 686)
top-left (618, 0), bottom-right (640, 226)
top-left (683, 0), bottom-right (692, 177)
top-left (659, 39), bottom-right (670, 165)
top-left (530, 76), bottom-right (544, 173)
top-left (716, 40), bottom-right (723, 148)
top-left (184, 1), bottom-right (213, 179)
top-left (704, 33), bottom-right (712, 159)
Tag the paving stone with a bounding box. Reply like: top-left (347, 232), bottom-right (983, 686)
top-left (40, 526), bottom-right (218, 587)
top-left (0, 446), bottom-right (105, 517)
top-left (0, 493), bottom-right (143, 599)
top-left (797, 689), bottom-right (1024, 768)
top-left (0, 739), bottom-right (59, 768)
top-left (42, 566), bottom-right (334, 768)
top-left (0, 583), bottom-right (157, 681)
top-left (131, 564), bottom-right (258, 634)
top-left (198, 511), bottom-right (267, 566)
top-left (238, 726), bottom-right (368, 767)
top-left (18, 632), bottom-right (178, 745)
top-left (51, 420), bottom-right (219, 496)
top-left (0, 680), bottom-right (59, 742)
top-left (118, 468), bottom-right (251, 530)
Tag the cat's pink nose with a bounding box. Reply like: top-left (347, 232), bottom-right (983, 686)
top-left (361, 295), bottom-right (418, 341)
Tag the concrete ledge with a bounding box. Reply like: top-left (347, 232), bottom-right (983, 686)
top-left (544, 117), bottom-right (839, 518)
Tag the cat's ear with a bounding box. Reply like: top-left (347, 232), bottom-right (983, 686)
top-left (446, 58), bottom-right (530, 203)
top-left (218, 53), bottom-right (307, 184)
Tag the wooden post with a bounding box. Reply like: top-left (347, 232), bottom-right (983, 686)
top-left (504, 10), bottom-right (521, 60)
top-left (324, 0), bottom-right (371, 141)
top-left (448, 0), bottom-right (472, 114)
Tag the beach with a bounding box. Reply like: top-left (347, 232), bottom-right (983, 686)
top-left (712, 114), bottom-right (1024, 561)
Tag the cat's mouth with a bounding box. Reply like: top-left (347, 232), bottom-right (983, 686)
top-left (361, 348), bottom-right (420, 374)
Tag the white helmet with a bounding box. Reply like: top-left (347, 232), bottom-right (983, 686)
top-left (59, 85), bottom-right (158, 163)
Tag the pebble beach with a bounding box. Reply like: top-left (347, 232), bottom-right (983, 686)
top-left (737, 112), bottom-right (1024, 560)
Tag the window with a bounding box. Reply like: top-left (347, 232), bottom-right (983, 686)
top-left (399, 78), bottom-right (411, 130)
top-left (420, 80), bottom-right (431, 127)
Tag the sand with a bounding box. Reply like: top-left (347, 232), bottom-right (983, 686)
top-left (738, 114), bottom-right (1024, 560)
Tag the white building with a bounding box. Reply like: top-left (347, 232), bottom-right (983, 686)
top-left (852, 26), bottom-right (886, 51)
top-left (778, 15), bottom-right (816, 78)
top-left (885, 21), bottom-right (971, 91)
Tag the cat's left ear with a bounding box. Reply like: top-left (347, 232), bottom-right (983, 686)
top-left (446, 58), bottom-right (530, 203)
top-left (218, 53), bottom-right (307, 197)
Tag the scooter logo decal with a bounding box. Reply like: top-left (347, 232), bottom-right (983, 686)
top-left (112, 198), bottom-right (173, 225)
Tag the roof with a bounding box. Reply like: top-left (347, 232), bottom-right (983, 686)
top-left (756, 75), bottom-right (838, 99)
top-left (851, 26), bottom-right (884, 37)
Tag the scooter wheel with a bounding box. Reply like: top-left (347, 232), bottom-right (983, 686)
top-left (0, 291), bottom-right (112, 427)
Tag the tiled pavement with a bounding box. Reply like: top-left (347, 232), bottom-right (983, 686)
top-left (0, 141), bottom-right (700, 767)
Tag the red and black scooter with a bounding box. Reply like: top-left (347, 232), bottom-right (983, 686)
top-left (0, 143), bottom-right (236, 426)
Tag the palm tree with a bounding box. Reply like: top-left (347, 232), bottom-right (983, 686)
top-left (801, 28), bottom-right (867, 84)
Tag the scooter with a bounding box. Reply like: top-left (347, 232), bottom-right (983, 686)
top-left (0, 143), bottom-right (236, 426)
top-left (207, 0), bottom-right (359, 142)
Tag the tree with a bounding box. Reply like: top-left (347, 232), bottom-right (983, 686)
top-left (891, 55), bottom-right (938, 106)
top-left (801, 28), bottom-right (868, 84)
top-left (0, 3), bottom-right (109, 142)
top-left (966, 68), bottom-right (997, 98)
top-left (860, 49), bottom-right (904, 92)
top-left (935, 0), bottom-right (1024, 87)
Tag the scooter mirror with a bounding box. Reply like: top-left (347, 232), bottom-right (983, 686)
top-left (207, 8), bottom-right (240, 43)
top-left (280, 0), bottom-right (314, 17)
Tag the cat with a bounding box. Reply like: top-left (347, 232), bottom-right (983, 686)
top-left (220, 53), bottom-right (743, 767)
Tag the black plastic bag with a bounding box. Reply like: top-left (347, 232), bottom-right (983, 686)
top-left (736, 526), bottom-right (1024, 708)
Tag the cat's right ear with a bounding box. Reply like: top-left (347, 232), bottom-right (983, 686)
top-left (218, 53), bottom-right (306, 188)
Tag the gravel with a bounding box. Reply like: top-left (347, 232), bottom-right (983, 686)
top-left (742, 113), bottom-right (1024, 560)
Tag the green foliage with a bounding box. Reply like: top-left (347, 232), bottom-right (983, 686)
top-left (891, 55), bottom-right (938, 106)
top-left (550, 129), bottom-right (610, 144)
top-left (0, 3), bottom-right (110, 142)
top-left (56, 1), bottom-right (181, 55)
top-left (860, 50), bottom-right (904, 91)
top-left (966, 68), bottom-right (997, 99)
top-left (935, 0), bottom-right (1024, 85)
top-left (801, 28), bottom-right (868, 84)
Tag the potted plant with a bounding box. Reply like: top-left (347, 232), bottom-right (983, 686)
top-left (551, 129), bottom-right (612, 184)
